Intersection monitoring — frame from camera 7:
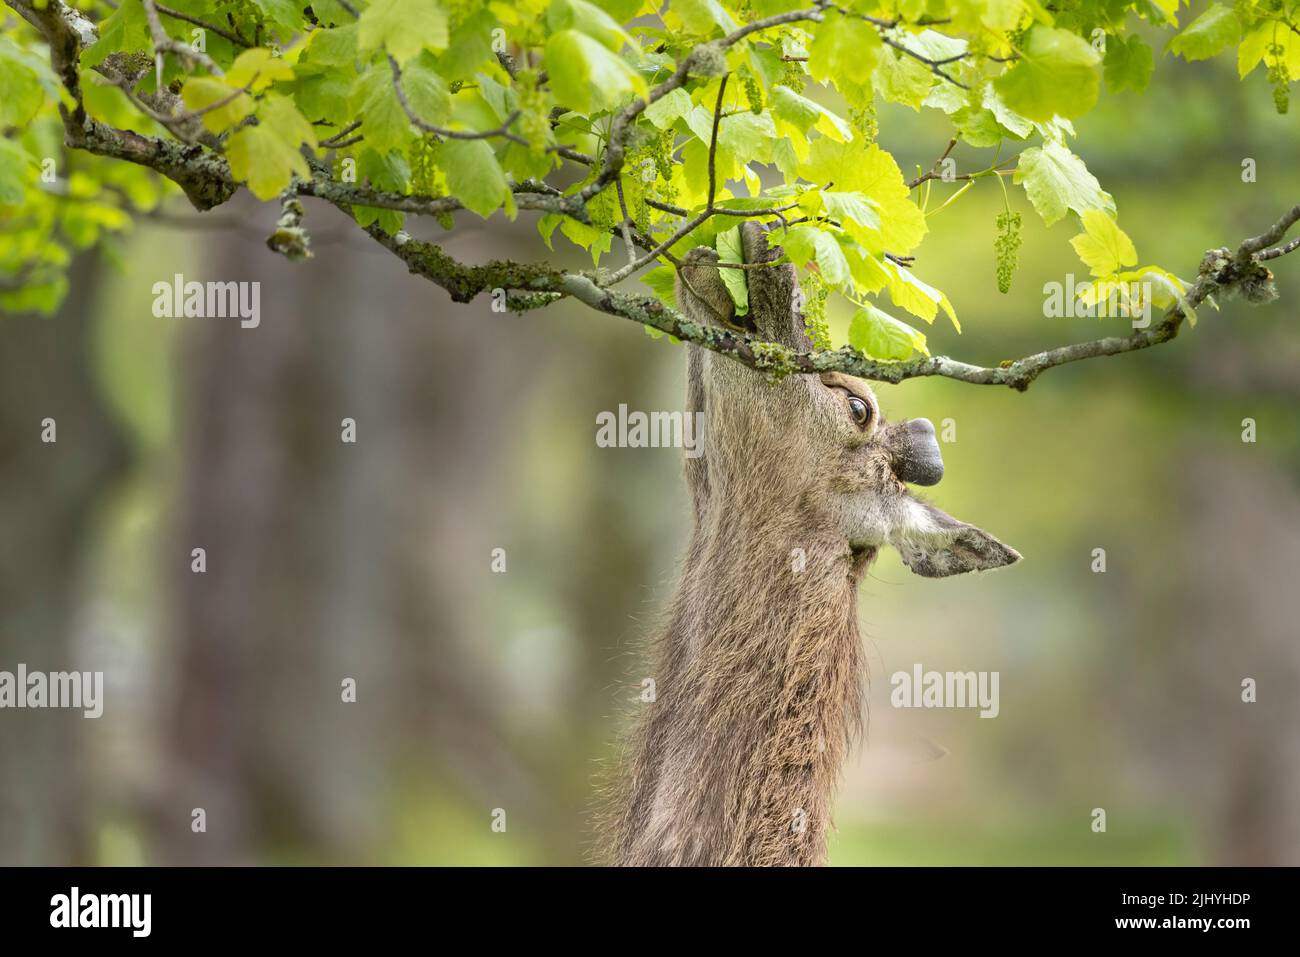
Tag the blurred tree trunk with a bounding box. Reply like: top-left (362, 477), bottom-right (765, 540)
top-left (151, 202), bottom-right (543, 863)
top-left (0, 252), bottom-right (129, 864)
top-left (1171, 452), bottom-right (1300, 865)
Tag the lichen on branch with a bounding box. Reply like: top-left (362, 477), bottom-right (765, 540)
top-left (2, 0), bottom-right (1297, 390)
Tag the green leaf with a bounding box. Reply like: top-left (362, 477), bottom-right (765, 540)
top-left (349, 52), bottom-right (446, 154)
top-left (848, 303), bottom-right (928, 360)
top-left (295, 71), bottom-right (356, 124)
top-left (982, 0), bottom-right (1027, 30)
top-left (778, 224), bottom-right (850, 287)
top-left (801, 141), bottom-right (925, 254)
top-left (672, 0), bottom-right (738, 36)
top-left (1168, 3), bottom-right (1242, 62)
top-left (0, 42), bottom-right (45, 127)
top-left (544, 30), bottom-right (648, 114)
top-left (715, 225), bottom-right (749, 316)
top-left (994, 26), bottom-right (1101, 121)
top-left (310, 0), bottom-right (355, 25)
top-left (547, 0), bottom-right (635, 51)
top-left (351, 69), bottom-right (413, 154)
top-left (0, 138), bottom-right (32, 204)
top-left (225, 94), bottom-right (318, 200)
top-left (305, 23), bottom-right (360, 68)
top-left (952, 107), bottom-right (1004, 148)
top-left (770, 86), bottom-right (852, 142)
top-left (249, 0), bottom-right (307, 34)
top-left (985, 87), bottom-right (1035, 139)
top-left (717, 110), bottom-right (778, 164)
top-left (395, 51), bottom-right (452, 125)
top-left (181, 77), bottom-right (255, 134)
top-left (351, 147), bottom-right (409, 233)
top-left (538, 212), bottom-right (562, 248)
top-left (808, 11), bottom-right (881, 87)
top-left (814, 191), bottom-right (882, 250)
top-left (1137, 0), bottom-right (1181, 26)
top-left (1070, 209), bottom-right (1138, 277)
top-left (0, 277), bottom-right (67, 315)
top-left (885, 261), bottom-right (959, 331)
top-left (226, 47), bottom-right (296, 92)
top-left (358, 0), bottom-right (449, 62)
top-left (436, 8), bottom-right (499, 80)
top-left (1237, 22), bottom-right (1300, 78)
top-left (561, 217), bottom-right (613, 263)
top-left (82, 0), bottom-right (150, 68)
top-left (873, 46), bottom-right (933, 110)
top-left (645, 88), bottom-right (693, 128)
top-left (641, 263), bottom-right (678, 309)
top-left (1104, 34), bottom-right (1154, 93)
top-left (1014, 141), bottom-right (1114, 226)
top-left (440, 139), bottom-right (510, 218)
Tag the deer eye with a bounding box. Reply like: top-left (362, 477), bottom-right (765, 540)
top-left (847, 395), bottom-right (871, 427)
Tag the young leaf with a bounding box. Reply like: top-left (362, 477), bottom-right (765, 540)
top-left (544, 30), bottom-right (648, 114)
top-left (885, 261), bottom-right (960, 332)
top-left (672, 0), bottom-right (739, 36)
top-left (779, 224), bottom-right (851, 288)
top-left (250, 0), bottom-right (307, 34)
top-left (1104, 34), bottom-right (1155, 93)
top-left (770, 86), bottom-right (852, 142)
top-left (181, 78), bottom-right (255, 134)
top-left (994, 26), bottom-right (1101, 121)
top-left (81, 1), bottom-right (149, 68)
top-left (358, 0), bottom-right (450, 63)
top-left (225, 95), bottom-right (318, 200)
top-left (1070, 209), bottom-right (1139, 277)
top-left (715, 226), bottom-right (749, 316)
top-left (1168, 4), bottom-right (1242, 62)
top-left (440, 139), bottom-right (510, 218)
top-left (802, 142), bottom-right (925, 254)
top-left (547, 0), bottom-right (636, 52)
top-left (873, 46), bottom-right (933, 110)
top-left (644, 88), bottom-right (693, 129)
top-left (351, 69), bottom-right (415, 154)
top-left (1014, 141), bottom-right (1114, 226)
top-left (808, 11), bottom-right (881, 87)
top-left (848, 303), bottom-right (928, 360)
top-left (227, 48), bottom-right (296, 91)
top-left (641, 263), bottom-right (678, 309)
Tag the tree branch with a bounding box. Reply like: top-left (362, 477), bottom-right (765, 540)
top-left (154, 3), bottom-right (251, 49)
top-left (603, 75), bottom-right (730, 284)
top-left (332, 203), bottom-right (1299, 394)
top-left (142, 0), bottom-right (224, 78)
top-left (579, 3), bottom-right (831, 204)
top-left (389, 55), bottom-right (527, 145)
top-left (5, 0), bottom-right (1295, 396)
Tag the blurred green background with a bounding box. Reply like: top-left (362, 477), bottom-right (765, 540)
top-left (1, 46), bottom-right (1297, 866)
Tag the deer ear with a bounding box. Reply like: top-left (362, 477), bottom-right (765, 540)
top-left (890, 498), bottom-right (1021, 578)
top-left (738, 221), bottom-right (810, 349)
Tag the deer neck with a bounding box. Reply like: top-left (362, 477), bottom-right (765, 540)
top-left (615, 504), bottom-right (868, 866)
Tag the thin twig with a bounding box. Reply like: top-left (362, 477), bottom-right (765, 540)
top-left (142, 0), bottom-right (224, 77)
top-left (319, 120), bottom-right (362, 148)
top-left (154, 3), bottom-right (250, 47)
top-left (389, 56), bottom-right (527, 144)
top-left (603, 76), bottom-right (731, 285)
top-left (1258, 235), bottom-right (1300, 261)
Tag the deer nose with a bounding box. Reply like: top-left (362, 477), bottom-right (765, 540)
top-left (889, 418), bottom-right (944, 486)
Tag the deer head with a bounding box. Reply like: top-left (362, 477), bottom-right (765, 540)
top-left (676, 221), bottom-right (1021, 579)
top-left (604, 223), bottom-right (1021, 868)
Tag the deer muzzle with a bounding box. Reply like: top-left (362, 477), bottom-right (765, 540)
top-left (888, 418), bottom-right (944, 486)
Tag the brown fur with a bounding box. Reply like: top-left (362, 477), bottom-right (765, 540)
top-left (599, 224), bottom-right (1019, 866)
